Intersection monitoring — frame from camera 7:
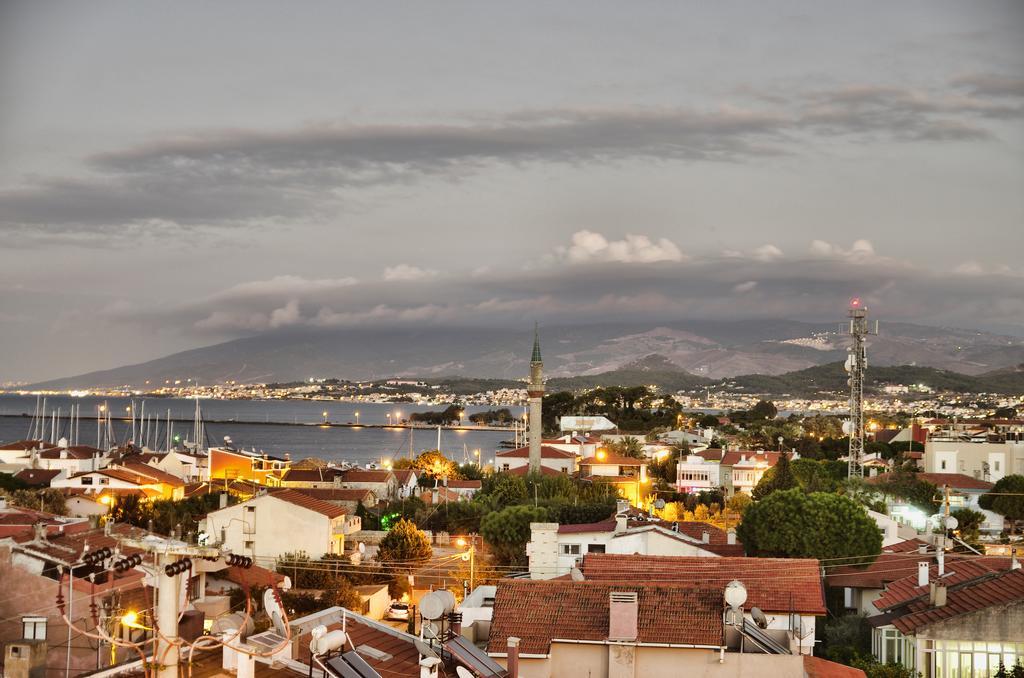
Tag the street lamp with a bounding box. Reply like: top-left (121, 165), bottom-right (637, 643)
top-left (322, 411), bottom-right (329, 424)
top-left (355, 411), bottom-right (360, 425)
top-left (456, 536), bottom-right (476, 595)
top-left (474, 449), bottom-right (480, 467)
top-left (387, 413), bottom-right (392, 426)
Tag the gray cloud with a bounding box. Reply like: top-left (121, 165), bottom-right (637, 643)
top-left (2, 75), bottom-right (1020, 240)
top-left (98, 233), bottom-right (1024, 339)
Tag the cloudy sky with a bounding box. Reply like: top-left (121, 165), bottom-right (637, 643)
top-left (1, 1), bottom-right (1023, 382)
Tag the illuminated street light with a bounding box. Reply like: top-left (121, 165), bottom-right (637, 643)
top-left (596, 449), bottom-right (607, 461)
top-left (355, 411), bottom-right (360, 425)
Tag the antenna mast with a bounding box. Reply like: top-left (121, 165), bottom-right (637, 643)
top-left (844, 298), bottom-right (877, 478)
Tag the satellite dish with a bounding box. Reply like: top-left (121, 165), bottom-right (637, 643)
top-left (724, 580), bottom-right (747, 609)
top-left (263, 588), bottom-right (287, 636)
top-left (211, 613), bottom-right (254, 640)
top-left (841, 421), bottom-right (854, 435)
top-left (420, 590), bottom-right (455, 620)
top-left (570, 567), bottom-right (585, 582)
top-left (312, 629), bottom-right (348, 655)
top-left (456, 667), bottom-right (475, 678)
top-left (654, 499), bottom-right (666, 510)
top-left (944, 515), bottom-right (959, 530)
top-left (415, 639), bottom-right (439, 659)
top-left (357, 542), bottom-right (366, 554)
top-left (422, 620), bottom-right (441, 639)
top-left (751, 607), bottom-right (769, 629)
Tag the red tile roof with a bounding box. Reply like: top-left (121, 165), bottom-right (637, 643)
top-left (557, 518), bottom-right (617, 534)
top-left (865, 472), bottom-right (994, 491)
top-left (13, 523), bottom-right (143, 564)
top-left (280, 467), bottom-right (344, 483)
top-left (873, 557), bottom-right (1011, 612)
top-left (341, 469), bottom-right (395, 483)
top-left (579, 553), bottom-right (826, 615)
top-left (291, 487), bottom-right (374, 503)
top-left (826, 540), bottom-right (932, 589)
top-left (115, 462), bottom-right (186, 487)
top-left (393, 469), bottom-right (417, 484)
top-left (267, 488), bottom-right (348, 518)
top-left (295, 612), bottom-right (422, 675)
top-left (487, 579), bottom-right (723, 655)
top-left (873, 560), bottom-right (1024, 635)
top-left (39, 445), bottom-right (103, 460)
top-left (13, 468), bottom-right (62, 486)
top-left (804, 655), bottom-right (867, 678)
top-left (497, 445), bottom-right (576, 459)
top-left (0, 439), bottom-right (56, 451)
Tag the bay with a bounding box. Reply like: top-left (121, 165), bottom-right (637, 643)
top-left (0, 394), bottom-right (518, 466)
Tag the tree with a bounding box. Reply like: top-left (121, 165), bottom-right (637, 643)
top-left (749, 400), bottom-right (778, 421)
top-left (482, 472), bottom-right (528, 506)
top-left (751, 453), bottom-right (798, 500)
top-left (874, 472), bottom-right (938, 513)
top-left (737, 489), bottom-right (882, 562)
top-left (4, 488), bottom-right (67, 516)
top-left (410, 450), bottom-right (461, 482)
top-left (726, 493), bottom-right (752, 515)
top-left (697, 414), bottom-right (721, 429)
top-left (979, 475), bottom-right (1024, 533)
top-left (950, 508), bottom-right (985, 543)
top-left (851, 659), bottom-right (919, 678)
top-left (480, 505), bottom-right (549, 565)
top-left (377, 518), bottom-right (432, 571)
top-left (321, 577), bottom-right (363, 611)
top-left (609, 436), bottom-right (645, 459)
top-left (649, 445), bottom-right (685, 483)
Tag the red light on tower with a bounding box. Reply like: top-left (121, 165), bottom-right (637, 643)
top-left (850, 297), bottom-right (861, 308)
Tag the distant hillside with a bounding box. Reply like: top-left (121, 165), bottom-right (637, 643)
top-left (546, 355), bottom-right (712, 392)
top-left (725, 362), bottom-right (1024, 395)
top-left (22, 319), bottom-right (1024, 389)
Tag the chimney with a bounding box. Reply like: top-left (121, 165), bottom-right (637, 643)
top-left (918, 562), bottom-right (929, 587)
top-left (506, 637), bottom-right (520, 678)
top-left (419, 656), bottom-right (441, 678)
top-left (608, 592), bottom-right (639, 642)
top-left (1012, 549), bottom-right (1020, 571)
top-left (702, 530), bottom-right (710, 544)
top-left (615, 515), bottom-right (628, 535)
top-left (918, 543), bottom-right (928, 555)
top-left (219, 492), bottom-right (228, 509)
top-left (616, 499), bottom-right (629, 515)
top-left (930, 583), bottom-right (947, 607)
top-left (726, 529), bottom-right (736, 545)
top-left (937, 551), bottom-right (945, 577)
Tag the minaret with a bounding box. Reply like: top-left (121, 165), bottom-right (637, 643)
top-left (528, 324), bottom-right (545, 474)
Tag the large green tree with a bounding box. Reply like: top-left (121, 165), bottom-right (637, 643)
top-left (377, 518), bottom-right (432, 571)
top-left (979, 474), bottom-right (1024, 533)
top-left (480, 505), bottom-right (550, 565)
top-left (751, 453), bottom-right (798, 500)
top-left (737, 489), bottom-right (882, 562)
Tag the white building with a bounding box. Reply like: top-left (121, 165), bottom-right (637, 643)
top-left (676, 454), bottom-right (731, 494)
top-left (527, 508), bottom-right (742, 579)
top-left (495, 445), bottom-right (577, 475)
top-left (202, 488), bottom-right (360, 560)
top-left (923, 439), bottom-right (1024, 482)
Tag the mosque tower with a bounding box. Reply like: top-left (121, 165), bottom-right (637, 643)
top-left (528, 325), bottom-right (544, 474)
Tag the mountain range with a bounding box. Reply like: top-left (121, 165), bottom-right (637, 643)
top-left (24, 319), bottom-right (1024, 391)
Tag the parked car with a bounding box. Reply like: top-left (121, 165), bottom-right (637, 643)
top-left (386, 601), bottom-right (410, 621)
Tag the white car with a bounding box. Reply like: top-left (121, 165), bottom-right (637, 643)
top-left (386, 602), bottom-right (410, 621)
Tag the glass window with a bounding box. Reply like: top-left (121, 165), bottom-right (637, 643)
top-left (560, 544), bottom-right (581, 556)
top-left (81, 477), bottom-right (93, 485)
top-left (22, 617), bottom-right (46, 640)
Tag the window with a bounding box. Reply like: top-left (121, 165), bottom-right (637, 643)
top-left (246, 506), bottom-right (255, 513)
top-left (22, 617), bottom-right (46, 640)
top-left (501, 464), bottom-right (510, 472)
top-left (560, 543), bottom-right (581, 556)
top-left (588, 544), bottom-right (606, 553)
top-left (940, 460), bottom-right (947, 470)
top-left (81, 477), bottom-right (94, 485)
top-left (995, 461), bottom-right (1001, 471)
top-left (99, 477), bottom-right (109, 485)
top-left (244, 541), bottom-right (254, 549)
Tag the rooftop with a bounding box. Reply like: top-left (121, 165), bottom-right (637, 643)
top-left (865, 472), bottom-right (994, 491)
top-left (579, 553), bottom-right (826, 614)
top-left (496, 445), bottom-right (576, 459)
top-left (267, 488), bottom-right (348, 518)
top-left (487, 578), bottom-right (722, 656)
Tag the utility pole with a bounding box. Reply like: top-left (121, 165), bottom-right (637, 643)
top-left (844, 298), bottom-right (878, 478)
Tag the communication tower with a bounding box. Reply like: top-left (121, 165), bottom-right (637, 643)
top-left (843, 298), bottom-right (878, 477)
